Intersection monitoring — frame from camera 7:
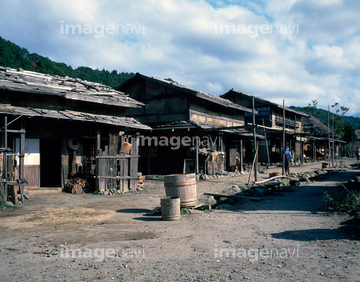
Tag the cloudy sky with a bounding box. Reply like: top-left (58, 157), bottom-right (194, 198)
top-left (1, 0), bottom-right (360, 116)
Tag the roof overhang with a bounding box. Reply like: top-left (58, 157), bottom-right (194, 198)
top-left (0, 104), bottom-right (151, 131)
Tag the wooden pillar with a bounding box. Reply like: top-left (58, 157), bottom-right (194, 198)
top-left (262, 119), bottom-right (270, 167)
top-left (328, 105), bottom-right (331, 164)
top-left (332, 111), bottom-right (335, 167)
top-left (19, 121), bottom-right (25, 202)
top-left (252, 97), bottom-right (257, 181)
top-left (282, 100), bottom-right (285, 176)
top-left (240, 139), bottom-right (243, 173)
top-left (108, 129), bottom-right (119, 190)
top-left (147, 145), bottom-right (151, 175)
top-left (129, 132), bottom-right (139, 191)
top-left (95, 128), bottom-right (101, 192)
top-left (313, 141), bottom-right (316, 162)
top-left (3, 116), bottom-right (8, 202)
top-left (301, 142), bottom-right (304, 164)
top-left (195, 135), bottom-right (199, 174)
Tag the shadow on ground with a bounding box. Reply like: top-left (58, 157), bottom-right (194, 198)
top-left (271, 218), bottom-right (360, 241)
top-left (116, 208), bottom-right (152, 214)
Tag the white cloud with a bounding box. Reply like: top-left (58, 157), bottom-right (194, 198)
top-left (0, 0), bottom-right (360, 116)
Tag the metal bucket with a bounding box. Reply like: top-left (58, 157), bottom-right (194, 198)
top-left (164, 173), bottom-right (197, 207)
top-left (161, 197), bottom-right (180, 221)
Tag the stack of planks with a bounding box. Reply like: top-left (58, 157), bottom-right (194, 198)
top-left (65, 178), bottom-right (90, 194)
top-left (137, 172), bottom-right (145, 187)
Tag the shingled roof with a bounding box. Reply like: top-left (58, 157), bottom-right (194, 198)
top-left (221, 88), bottom-right (308, 117)
top-left (0, 66), bottom-right (150, 130)
top-left (0, 66), bottom-right (145, 108)
top-left (118, 73), bottom-right (253, 113)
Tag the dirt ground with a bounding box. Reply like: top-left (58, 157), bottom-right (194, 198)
top-left (1, 159), bottom-right (359, 281)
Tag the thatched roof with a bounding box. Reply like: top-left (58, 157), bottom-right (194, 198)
top-left (301, 115), bottom-right (339, 138)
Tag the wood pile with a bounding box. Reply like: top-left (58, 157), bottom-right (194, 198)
top-left (137, 172), bottom-right (145, 187)
top-left (65, 178), bottom-right (90, 194)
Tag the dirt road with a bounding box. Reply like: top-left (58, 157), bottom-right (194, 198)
top-left (0, 160), bottom-right (359, 281)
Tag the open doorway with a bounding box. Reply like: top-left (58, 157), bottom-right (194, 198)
top-left (40, 139), bottom-right (62, 187)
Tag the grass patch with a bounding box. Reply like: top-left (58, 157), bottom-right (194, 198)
top-left (1, 201), bottom-right (17, 209)
top-left (323, 184), bottom-right (360, 213)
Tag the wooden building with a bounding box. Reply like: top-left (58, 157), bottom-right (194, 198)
top-left (301, 115), bottom-right (345, 162)
top-left (221, 89), bottom-right (308, 164)
top-left (0, 66), bottom-right (150, 201)
top-left (118, 73), bottom-right (256, 175)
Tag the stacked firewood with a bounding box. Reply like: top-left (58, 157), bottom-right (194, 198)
top-left (137, 172), bottom-right (145, 187)
top-left (65, 178), bottom-right (90, 194)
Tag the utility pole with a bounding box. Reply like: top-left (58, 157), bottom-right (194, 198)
top-left (332, 108), bottom-right (335, 167)
top-left (282, 99), bottom-right (285, 176)
top-left (252, 97), bottom-right (257, 182)
top-left (328, 105), bottom-right (331, 165)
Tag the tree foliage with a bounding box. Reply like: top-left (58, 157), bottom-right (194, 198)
top-left (342, 122), bottom-right (357, 143)
top-left (0, 36), bottom-right (135, 88)
top-left (290, 101), bottom-right (360, 138)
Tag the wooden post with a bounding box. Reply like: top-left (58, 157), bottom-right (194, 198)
top-left (195, 135), bottom-right (199, 174)
top-left (262, 119), bottom-right (270, 167)
top-left (252, 97), bottom-right (257, 181)
top-left (3, 116), bottom-right (8, 202)
top-left (240, 139), bottom-right (243, 173)
top-left (19, 121), bottom-right (25, 202)
top-left (332, 111), bottom-right (335, 167)
top-left (108, 129), bottom-right (119, 190)
top-left (95, 128), bottom-right (101, 192)
top-left (129, 132), bottom-right (139, 191)
top-left (328, 105), bottom-right (331, 164)
top-left (282, 99), bottom-right (285, 176)
top-left (313, 141), bottom-right (316, 162)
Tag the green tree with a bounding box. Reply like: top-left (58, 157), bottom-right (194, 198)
top-left (303, 100), bottom-right (320, 119)
top-left (342, 122), bottom-right (357, 143)
top-left (331, 102), bottom-right (349, 136)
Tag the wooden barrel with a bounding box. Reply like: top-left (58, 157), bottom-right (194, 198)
top-left (161, 197), bottom-right (180, 221)
top-left (164, 173), bottom-right (197, 207)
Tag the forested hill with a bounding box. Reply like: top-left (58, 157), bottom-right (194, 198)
top-left (290, 106), bottom-right (360, 130)
top-left (1, 36), bottom-right (360, 131)
top-left (0, 36), bottom-right (135, 88)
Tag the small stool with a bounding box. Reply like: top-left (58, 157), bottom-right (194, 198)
top-left (265, 182), bottom-right (281, 195)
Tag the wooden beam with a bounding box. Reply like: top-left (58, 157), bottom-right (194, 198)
top-left (204, 192), bottom-right (262, 201)
top-left (19, 121), bottom-right (25, 202)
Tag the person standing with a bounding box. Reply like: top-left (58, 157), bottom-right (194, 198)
top-left (356, 147), bottom-right (360, 162)
top-left (284, 147), bottom-right (292, 175)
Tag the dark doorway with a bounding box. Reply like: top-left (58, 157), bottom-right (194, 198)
top-left (40, 139), bottom-right (62, 187)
